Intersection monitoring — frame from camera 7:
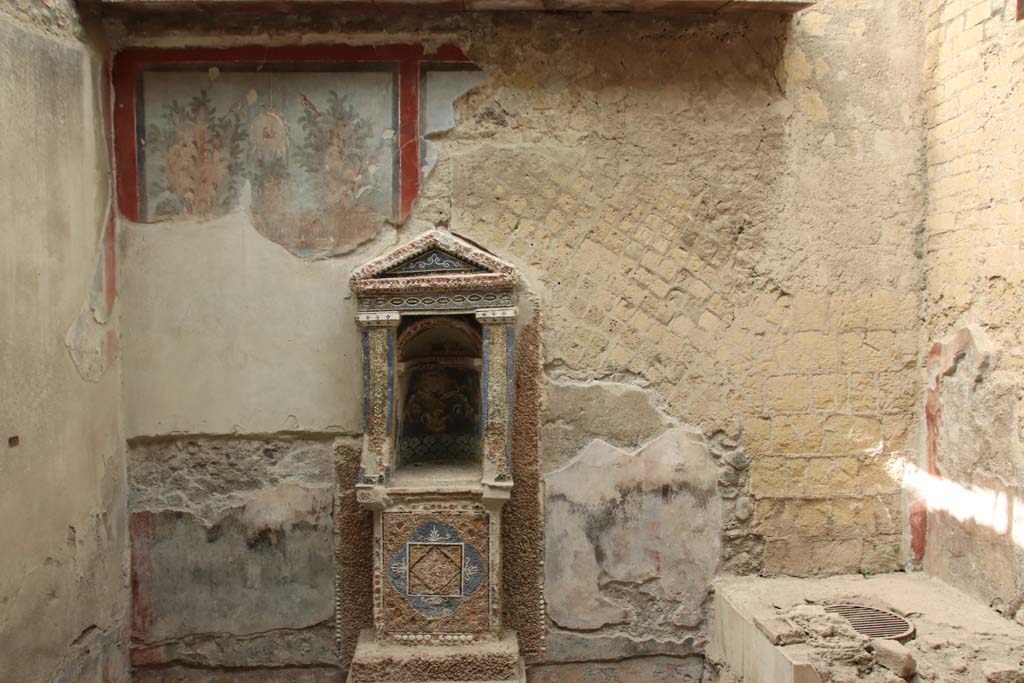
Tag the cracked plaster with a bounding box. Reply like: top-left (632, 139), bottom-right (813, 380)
top-left (94, 1), bottom-right (936, 678)
top-left (0, 6), bottom-right (129, 682)
top-left (128, 436), bottom-right (342, 672)
top-left (544, 427), bottom-right (722, 661)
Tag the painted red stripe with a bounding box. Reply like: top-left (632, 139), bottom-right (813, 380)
top-left (112, 55), bottom-right (140, 222)
top-left (102, 50), bottom-right (118, 315)
top-left (115, 44), bottom-right (426, 67)
top-left (398, 58), bottom-right (420, 220)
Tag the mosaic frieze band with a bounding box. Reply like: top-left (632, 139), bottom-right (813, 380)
top-left (357, 289), bottom-right (515, 313)
top-left (357, 311), bottom-right (402, 326)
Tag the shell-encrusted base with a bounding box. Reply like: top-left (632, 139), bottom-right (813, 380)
top-left (347, 629), bottom-right (524, 683)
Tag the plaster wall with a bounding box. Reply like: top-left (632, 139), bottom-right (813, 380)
top-left (921, 0), bottom-right (1024, 620)
top-left (109, 0), bottom-right (929, 678)
top-left (0, 2), bottom-right (128, 681)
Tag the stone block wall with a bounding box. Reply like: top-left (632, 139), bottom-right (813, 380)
top-left (925, 0), bottom-right (1024, 354)
top-left (0, 1), bottom-right (129, 681)
top-left (103, 0), bottom-right (929, 679)
top-left (15, 0), bottom-right (1024, 677)
top-left (921, 0), bottom-right (1024, 621)
top-left (745, 294), bottom-right (917, 577)
top-left (439, 2), bottom-right (925, 581)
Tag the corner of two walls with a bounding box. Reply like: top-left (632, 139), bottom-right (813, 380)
top-left (425, 1), bottom-right (927, 675)
top-left (0, 1), bottom-right (129, 681)
top-left (111, 1), bottom-right (936, 681)
top-left (917, 0), bottom-right (1024, 624)
top-left (119, 175), bottom-right (377, 679)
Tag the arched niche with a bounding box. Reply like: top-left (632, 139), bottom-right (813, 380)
top-left (394, 316), bottom-right (484, 481)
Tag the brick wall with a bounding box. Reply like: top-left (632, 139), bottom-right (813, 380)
top-left (925, 0), bottom-right (1024, 358)
top-left (922, 0), bottom-right (1024, 614)
top-left (745, 291), bottom-right (917, 575)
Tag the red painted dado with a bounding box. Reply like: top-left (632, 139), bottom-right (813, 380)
top-left (918, 325), bottom-right (994, 563)
top-left (129, 511), bottom-right (154, 644)
top-left (129, 644), bottom-right (165, 667)
top-left (111, 43), bottom-right (472, 223)
top-left (909, 499), bottom-right (927, 562)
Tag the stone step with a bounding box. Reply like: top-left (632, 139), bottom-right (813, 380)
top-left (348, 629), bottom-right (524, 683)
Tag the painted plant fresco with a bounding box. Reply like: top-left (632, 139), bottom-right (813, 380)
top-left (140, 68), bottom-right (397, 257)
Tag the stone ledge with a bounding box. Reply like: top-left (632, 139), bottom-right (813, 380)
top-left (349, 662), bottom-right (525, 683)
top-left (709, 573), bottom-right (1024, 683)
top-left (82, 0), bottom-right (814, 13)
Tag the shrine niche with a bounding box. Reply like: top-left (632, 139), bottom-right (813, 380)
top-left (396, 317), bottom-right (483, 473)
top-left (347, 230), bottom-right (525, 683)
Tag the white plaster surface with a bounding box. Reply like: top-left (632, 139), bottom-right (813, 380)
top-left (422, 68), bottom-right (488, 136)
top-left (544, 427), bottom-right (722, 660)
top-left (0, 11), bottom-right (128, 681)
top-left (121, 212), bottom-right (373, 436)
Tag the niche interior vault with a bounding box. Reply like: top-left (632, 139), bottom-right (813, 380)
top-left (348, 230), bottom-right (525, 683)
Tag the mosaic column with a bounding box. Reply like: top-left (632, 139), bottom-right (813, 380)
top-left (356, 311), bottom-right (400, 485)
top-left (477, 308), bottom-right (516, 484)
top-left (477, 308), bottom-right (516, 633)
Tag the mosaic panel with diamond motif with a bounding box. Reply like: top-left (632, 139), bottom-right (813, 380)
top-left (408, 544), bottom-right (463, 596)
top-left (381, 510), bottom-right (489, 634)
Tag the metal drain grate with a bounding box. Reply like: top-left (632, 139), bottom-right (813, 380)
top-left (824, 604), bottom-right (915, 641)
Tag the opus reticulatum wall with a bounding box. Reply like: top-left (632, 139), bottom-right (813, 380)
top-left (7, 0), bottom-right (943, 679)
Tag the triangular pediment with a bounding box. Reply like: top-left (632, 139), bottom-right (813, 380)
top-left (351, 231), bottom-right (518, 296)
top-left (384, 249), bottom-right (485, 277)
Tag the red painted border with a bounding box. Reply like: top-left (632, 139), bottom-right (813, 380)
top-left (112, 54), bottom-right (139, 223)
top-left (129, 511), bottom-right (154, 644)
top-left (101, 50), bottom-right (118, 317)
top-left (399, 58), bottom-right (421, 218)
top-left (111, 43), bottom-right (471, 223)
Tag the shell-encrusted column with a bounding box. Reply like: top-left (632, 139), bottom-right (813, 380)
top-left (477, 308), bottom-right (516, 636)
top-left (356, 311), bottom-right (400, 485)
top-left (477, 308), bottom-right (516, 485)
